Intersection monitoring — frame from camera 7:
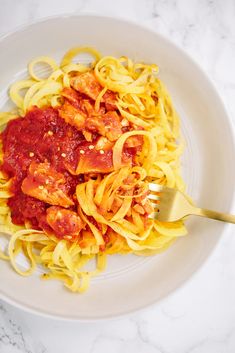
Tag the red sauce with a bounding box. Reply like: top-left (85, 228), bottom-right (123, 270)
top-left (1, 107), bottom-right (84, 229)
top-left (1, 106), bottom-right (142, 238)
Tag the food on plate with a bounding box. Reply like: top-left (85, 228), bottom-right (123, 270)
top-left (0, 47), bottom-right (187, 292)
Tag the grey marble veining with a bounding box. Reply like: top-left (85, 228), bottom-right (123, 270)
top-left (0, 303), bottom-right (46, 353)
top-left (0, 0), bottom-right (235, 352)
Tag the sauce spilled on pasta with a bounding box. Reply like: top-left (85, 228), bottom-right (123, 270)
top-left (0, 47), bottom-right (187, 292)
top-left (1, 95), bottom-right (142, 238)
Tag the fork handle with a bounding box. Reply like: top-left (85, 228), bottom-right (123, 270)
top-left (193, 207), bottom-right (235, 224)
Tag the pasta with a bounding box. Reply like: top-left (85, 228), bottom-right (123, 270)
top-left (0, 47), bottom-right (187, 292)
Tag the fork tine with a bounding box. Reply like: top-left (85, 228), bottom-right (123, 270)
top-left (148, 183), bottom-right (163, 193)
top-left (148, 194), bottom-right (160, 201)
top-left (151, 203), bottom-right (159, 208)
top-left (148, 184), bottom-right (165, 220)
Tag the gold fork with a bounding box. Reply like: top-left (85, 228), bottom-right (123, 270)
top-left (148, 183), bottom-right (235, 223)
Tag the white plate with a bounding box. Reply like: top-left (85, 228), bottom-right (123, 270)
top-left (0, 15), bottom-right (234, 321)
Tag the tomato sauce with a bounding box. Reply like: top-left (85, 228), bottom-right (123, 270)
top-left (1, 107), bottom-right (84, 229)
top-left (1, 106), bottom-right (142, 238)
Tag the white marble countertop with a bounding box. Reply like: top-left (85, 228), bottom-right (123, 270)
top-left (1, 0), bottom-right (235, 352)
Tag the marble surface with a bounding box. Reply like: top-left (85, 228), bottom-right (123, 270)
top-left (1, 0), bottom-right (235, 352)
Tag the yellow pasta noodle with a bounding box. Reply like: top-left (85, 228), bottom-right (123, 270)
top-left (0, 47), bottom-right (187, 293)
